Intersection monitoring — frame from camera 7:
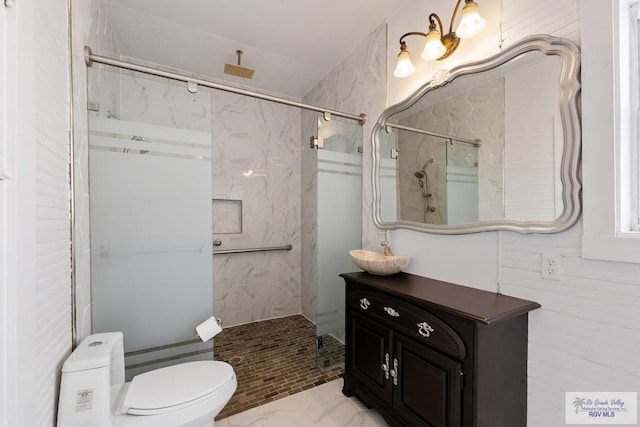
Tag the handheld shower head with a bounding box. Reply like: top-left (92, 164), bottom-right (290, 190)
top-left (414, 171), bottom-right (425, 179)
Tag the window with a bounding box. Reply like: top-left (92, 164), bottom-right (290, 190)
top-left (631, 2), bottom-right (640, 231)
top-left (581, 0), bottom-right (640, 263)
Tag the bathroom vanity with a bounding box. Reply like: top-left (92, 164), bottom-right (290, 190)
top-left (341, 272), bottom-right (540, 427)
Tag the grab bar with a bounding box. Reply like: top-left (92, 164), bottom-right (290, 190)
top-left (211, 244), bottom-right (293, 255)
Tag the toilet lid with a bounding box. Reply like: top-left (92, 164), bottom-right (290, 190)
top-left (122, 361), bottom-right (235, 415)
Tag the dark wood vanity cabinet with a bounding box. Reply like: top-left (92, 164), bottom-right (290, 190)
top-left (341, 272), bottom-right (541, 427)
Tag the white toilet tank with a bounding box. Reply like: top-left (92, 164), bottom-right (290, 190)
top-left (59, 332), bottom-right (237, 427)
top-left (58, 332), bottom-right (126, 427)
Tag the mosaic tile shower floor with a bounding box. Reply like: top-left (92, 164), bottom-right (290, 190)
top-left (214, 314), bottom-right (344, 419)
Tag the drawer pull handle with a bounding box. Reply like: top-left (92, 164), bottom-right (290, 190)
top-left (382, 353), bottom-right (390, 379)
top-left (383, 306), bottom-right (400, 317)
top-left (390, 358), bottom-right (399, 386)
top-left (360, 298), bottom-right (371, 310)
top-left (417, 322), bottom-right (435, 337)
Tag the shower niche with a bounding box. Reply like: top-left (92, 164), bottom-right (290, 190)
top-left (212, 199), bottom-right (243, 235)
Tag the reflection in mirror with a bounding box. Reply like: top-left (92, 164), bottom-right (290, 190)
top-left (374, 36), bottom-right (581, 234)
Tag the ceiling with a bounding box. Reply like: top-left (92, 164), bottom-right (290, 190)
top-left (103, 0), bottom-right (413, 98)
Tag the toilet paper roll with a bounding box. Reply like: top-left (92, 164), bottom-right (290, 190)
top-left (196, 316), bottom-right (222, 342)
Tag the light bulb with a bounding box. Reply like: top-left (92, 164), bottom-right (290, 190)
top-left (393, 46), bottom-right (416, 78)
top-left (421, 28), bottom-right (446, 61)
top-left (456, 1), bottom-right (486, 39)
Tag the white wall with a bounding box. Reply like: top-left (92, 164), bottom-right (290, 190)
top-left (504, 58), bottom-right (562, 220)
top-left (1, 0), bottom-right (71, 425)
top-left (381, 1), bottom-right (640, 426)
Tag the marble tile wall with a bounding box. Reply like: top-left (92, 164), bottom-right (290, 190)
top-left (88, 68), bottom-right (212, 131)
top-left (301, 23), bottom-right (388, 323)
top-left (396, 78), bottom-right (505, 224)
top-left (211, 92), bottom-right (302, 327)
top-left (118, 72), bottom-right (212, 131)
top-left (72, 0), bottom-right (121, 342)
top-left (397, 131), bottom-right (448, 225)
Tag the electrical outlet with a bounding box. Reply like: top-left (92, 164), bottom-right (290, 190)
top-left (541, 253), bottom-right (562, 280)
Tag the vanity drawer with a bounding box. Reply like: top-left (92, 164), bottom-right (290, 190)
top-left (349, 291), bottom-right (466, 360)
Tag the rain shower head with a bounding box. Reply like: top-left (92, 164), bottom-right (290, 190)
top-left (224, 50), bottom-right (255, 79)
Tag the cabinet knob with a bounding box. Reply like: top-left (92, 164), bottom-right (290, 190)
top-left (383, 306), bottom-right (400, 317)
top-left (359, 298), bottom-right (371, 310)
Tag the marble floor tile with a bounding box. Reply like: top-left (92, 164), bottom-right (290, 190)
top-left (217, 379), bottom-right (388, 427)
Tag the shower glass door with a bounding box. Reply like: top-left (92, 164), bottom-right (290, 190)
top-left (446, 141), bottom-right (479, 224)
top-left (315, 116), bottom-right (362, 367)
top-left (87, 68), bottom-right (213, 379)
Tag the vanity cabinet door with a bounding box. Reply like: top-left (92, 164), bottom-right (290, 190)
top-left (349, 312), bottom-right (393, 403)
top-left (393, 334), bottom-right (462, 427)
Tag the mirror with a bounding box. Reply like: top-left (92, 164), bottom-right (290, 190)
top-left (373, 36), bottom-right (581, 234)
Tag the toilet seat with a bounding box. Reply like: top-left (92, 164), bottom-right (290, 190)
top-left (122, 361), bottom-right (235, 415)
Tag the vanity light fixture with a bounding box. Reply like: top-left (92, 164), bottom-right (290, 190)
top-left (393, 0), bottom-right (486, 78)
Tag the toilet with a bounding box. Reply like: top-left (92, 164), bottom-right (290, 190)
top-left (57, 332), bottom-right (236, 427)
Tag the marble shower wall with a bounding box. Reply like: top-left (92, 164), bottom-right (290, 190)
top-left (117, 72), bottom-right (211, 131)
top-left (72, 0), bottom-right (121, 342)
top-left (211, 92), bottom-right (302, 327)
top-left (301, 24), bottom-right (388, 322)
top-left (87, 68), bottom-right (212, 130)
top-left (397, 78), bottom-right (505, 224)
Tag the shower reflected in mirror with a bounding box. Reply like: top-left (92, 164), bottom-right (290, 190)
top-left (415, 158), bottom-right (436, 221)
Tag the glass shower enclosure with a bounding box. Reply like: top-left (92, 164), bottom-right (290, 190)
top-left (87, 67), bottom-right (214, 379)
top-left (315, 116), bottom-right (362, 367)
